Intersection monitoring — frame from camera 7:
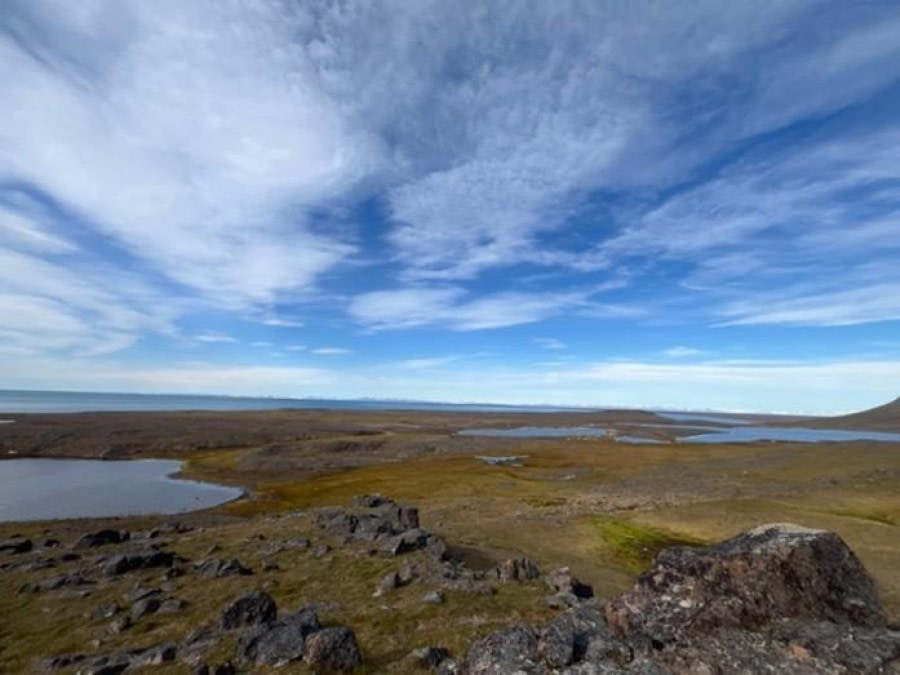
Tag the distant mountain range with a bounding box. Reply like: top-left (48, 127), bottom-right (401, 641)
top-left (814, 396), bottom-right (900, 431)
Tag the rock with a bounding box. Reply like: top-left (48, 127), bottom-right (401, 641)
top-left (539, 604), bottom-right (627, 670)
top-left (353, 494), bottom-right (395, 508)
top-left (130, 643), bottom-right (176, 667)
top-left (374, 570), bottom-right (401, 597)
top-left (463, 625), bottom-right (540, 674)
top-left (74, 529), bottom-right (128, 549)
top-left (495, 557), bottom-right (541, 582)
top-left (220, 590), bottom-right (277, 630)
top-left (546, 567), bottom-right (594, 607)
top-left (158, 597), bottom-right (189, 614)
top-left (0, 537), bottom-right (33, 554)
top-left (304, 626), bottom-right (361, 672)
top-left (101, 550), bottom-right (174, 576)
top-left (130, 596), bottom-right (161, 621)
top-left (262, 557), bottom-right (279, 571)
top-left (310, 544), bottom-right (332, 558)
top-left (423, 590), bottom-right (445, 605)
top-left (90, 602), bottom-right (120, 620)
top-left (20, 570), bottom-right (89, 593)
top-left (192, 663), bottom-right (236, 675)
top-left (606, 523), bottom-right (887, 646)
top-left (123, 586), bottom-right (161, 604)
top-left (197, 557), bottom-right (252, 579)
top-left (236, 607), bottom-right (322, 666)
top-left (409, 646), bottom-right (451, 669)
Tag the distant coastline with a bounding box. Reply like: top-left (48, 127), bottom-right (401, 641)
top-left (0, 389), bottom-right (597, 415)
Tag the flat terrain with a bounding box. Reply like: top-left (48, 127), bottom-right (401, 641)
top-left (1, 407), bottom-right (899, 672)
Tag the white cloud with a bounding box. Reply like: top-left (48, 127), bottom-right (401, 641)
top-left (663, 346), bottom-right (705, 358)
top-left (310, 347), bottom-right (351, 356)
top-left (535, 338), bottom-right (567, 350)
top-left (194, 333), bottom-right (236, 344)
top-left (349, 287), bottom-right (584, 331)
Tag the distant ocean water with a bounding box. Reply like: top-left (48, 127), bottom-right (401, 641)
top-left (0, 390), bottom-right (590, 414)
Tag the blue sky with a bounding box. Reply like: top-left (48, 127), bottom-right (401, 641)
top-left (1, 1), bottom-right (900, 413)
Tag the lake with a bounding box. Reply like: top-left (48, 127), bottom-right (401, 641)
top-left (459, 425), bottom-right (900, 444)
top-left (0, 459), bottom-right (243, 522)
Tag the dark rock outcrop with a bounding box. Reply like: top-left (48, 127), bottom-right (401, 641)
top-left (546, 567), bottom-right (594, 608)
top-left (0, 537), bottom-right (33, 554)
top-left (74, 529), bottom-right (128, 549)
top-left (457, 523), bottom-right (900, 674)
top-left (101, 549), bottom-right (174, 576)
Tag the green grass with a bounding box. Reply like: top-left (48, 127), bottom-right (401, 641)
top-left (592, 516), bottom-right (705, 572)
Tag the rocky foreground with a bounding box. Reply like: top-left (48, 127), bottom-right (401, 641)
top-left (1, 496), bottom-right (899, 673)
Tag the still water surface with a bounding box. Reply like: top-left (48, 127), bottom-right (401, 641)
top-left (0, 458), bottom-right (242, 522)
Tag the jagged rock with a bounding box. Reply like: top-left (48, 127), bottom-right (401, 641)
top-left (220, 590), bottom-right (277, 630)
top-left (74, 529), bottom-right (128, 549)
top-left (197, 557), bottom-right (252, 579)
top-left (409, 646), bottom-right (451, 669)
top-left (130, 643), bottom-right (177, 667)
top-left (304, 626), bottom-right (361, 672)
top-left (236, 607), bottom-right (322, 666)
top-left (130, 596), bottom-right (161, 621)
top-left (463, 625), bottom-right (540, 674)
top-left (0, 537), bottom-right (33, 554)
top-left (495, 557), bottom-right (541, 582)
top-left (771, 618), bottom-right (900, 674)
top-left (20, 570), bottom-right (89, 593)
top-left (606, 523), bottom-right (887, 646)
top-left (101, 550), bottom-right (174, 576)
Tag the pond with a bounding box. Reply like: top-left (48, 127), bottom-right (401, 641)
top-left (459, 425), bottom-right (900, 444)
top-left (680, 426), bottom-right (900, 444)
top-left (0, 458), bottom-right (243, 522)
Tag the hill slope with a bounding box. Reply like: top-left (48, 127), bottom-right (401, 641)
top-left (812, 396), bottom-right (900, 431)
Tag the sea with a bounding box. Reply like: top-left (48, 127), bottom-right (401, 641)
top-left (0, 389), bottom-right (591, 414)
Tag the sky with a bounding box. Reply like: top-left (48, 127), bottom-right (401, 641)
top-left (1, 1), bottom-right (900, 414)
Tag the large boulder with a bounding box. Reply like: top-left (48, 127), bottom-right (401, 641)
top-left (304, 626), bottom-right (361, 672)
top-left (236, 607), bottom-right (322, 666)
top-left (220, 590), bottom-right (277, 630)
top-left (606, 523), bottom-right (887, 645)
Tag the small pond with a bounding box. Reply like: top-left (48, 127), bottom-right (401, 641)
top-left (0, 458), bottom-right (243, 522)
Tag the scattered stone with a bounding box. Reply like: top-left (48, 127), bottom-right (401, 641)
top-left (0, 538), bottom-right (33, 554)
top-left (304, 626), bottom-right (362, 672)
top-left (423, 590), bottom-right (445, 605)
top-left (157, 597), bottom-right (189, 614)
top-left (261, 557), bottom-right (279, 571)
top-left (130, 596), bottom-right (161, 621)
top-left (398, 563), bottom-right (416, 585)
top-left (90, 602), bottom-right (120, 620)
top-left (409, 646), bottom-right (451, 669)
top-left (74, 529), bottom-right (128, 549)
top-left (236, 607), bottom-right (321, 666)
top-left (130, 642), bottom-right (176, 667)
top-left (20, 570), bottom-right (89, 593)
top-left (220, 590), bottom-right (277, 630)
top-left (204, 544), bottom-right (222, 556)
top-left (546, 567), bottom-right (594, 607)
top-left (41, 538), bottom-right (61, 548)
top-left (286, 537), bottom-right (311, 549)
top-left (123, 586), bottom-right (161, 604)
top-left (374, 570), bottom-right (401, 597)
top-left (101, 550), bottom-right (174, 576)
top-left (353, 494), bottom-right (394, 508)
top-left (310, 544), bottom-right (331, 558)
top-left (494, 556), bottom-right (541, 582)
top-left (192, 663), bottom-right (236, 675)
top-left (197, 557), bottom-right (252, 579)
